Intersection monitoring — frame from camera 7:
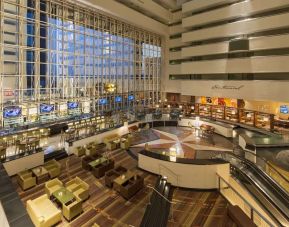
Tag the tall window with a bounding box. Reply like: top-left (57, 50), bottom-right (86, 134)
top-left (0, 0), bottom-right (162, 126)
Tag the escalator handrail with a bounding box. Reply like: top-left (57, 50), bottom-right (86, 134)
top-left (232, 148), bottom-right (289, 187)
top-left (230, 164), bottom-right (289, 226)
top-left (216, 173), bottom-right (276, 227)
top-left (244, 161), bottom-right (289, 203)
top-left (224, 152), bottom-right (289, 203)
top-left (146, 184), bottom-right (176, 205)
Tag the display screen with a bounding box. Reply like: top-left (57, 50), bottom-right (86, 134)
top-left (128, 95), bottom-right (134, 101)
top-left (99, 98), bottom-right (107, 105)
top-left (3, 106), bottom-right (22, 118)
top-left (280, 105), bottom-right (289, 114)
top-left (40, 104), bottom-right (54, 113)
top-left (67, 102), bottom-right (78, 109)
top-left (115, 96), bottom-right (122, 103)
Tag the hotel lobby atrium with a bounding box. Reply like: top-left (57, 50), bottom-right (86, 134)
top-left (1, 0), bottom-right (289, 226)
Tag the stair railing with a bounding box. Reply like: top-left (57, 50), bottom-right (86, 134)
top-left (158, 164), bottom-right (180, 187)
top-left (146, 184), bottom-right (177, 222)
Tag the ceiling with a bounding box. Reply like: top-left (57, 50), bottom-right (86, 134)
top-left (114, 0), bottom-right (187, 25)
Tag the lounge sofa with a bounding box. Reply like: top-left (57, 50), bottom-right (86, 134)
top-left (26, 194), bottom-right (61, 227)
top-left (65, 177), bottom-right (90, 201)
top-left (45, 178), bottom-right (63, 197)
top-left (17, 170), bottom-right (36, 191)
top-left (43, 159), bottom-right (61, 178)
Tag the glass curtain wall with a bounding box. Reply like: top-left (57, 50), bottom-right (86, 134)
top-left (0, 0), bottom-right (162, 127)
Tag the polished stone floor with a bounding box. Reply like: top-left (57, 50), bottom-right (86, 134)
top-left (130, 127), bottom-right (233, 159)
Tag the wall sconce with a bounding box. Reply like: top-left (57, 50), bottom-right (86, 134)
top-left (155, 104), bottom-right (159, 108)
top-left (179, 105), bottom-right (182, 109)
top-left (167, 105), bottom-right (171, 108)
top-left (191, 106), bottom-right (195, 110)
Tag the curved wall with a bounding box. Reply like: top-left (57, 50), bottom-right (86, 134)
top-left (138, 153), bottom-right (230, 189)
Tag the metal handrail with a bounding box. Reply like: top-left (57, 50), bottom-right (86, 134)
top-left (158, 164), bottom-right (180, 187)
top-left (146, 184), bottom-right (176, 205)
top-left (146, 184), bottom-right (176, 221)
top-left (216, 173), bottom-right (275, 227)
top-left (223, 150), bottom-right (289, 189)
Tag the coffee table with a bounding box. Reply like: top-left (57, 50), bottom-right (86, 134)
top-left (52, 187), bottom-right (75, 206)
top-left (88, 157), bottom-right (108, 168)
top-left (31, 166), bottom-right (49, 184)
top-left (113, 171), bottom-right (135, 192)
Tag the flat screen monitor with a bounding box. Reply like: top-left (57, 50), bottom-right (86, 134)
top-left (40, 104), bottom-right (54, 113)
top-left (3, 106), bottom-right (22, 118)
top-left (128, 95), bottom-right (134, 101)
top-left (115, 96), bottom-right (122, 103)
top-left (99, 98), bottom-right (107, 105)
top-left (280, 105), bottom-right (289, 114)
top-left (67, 102), bottom-right (78, 109)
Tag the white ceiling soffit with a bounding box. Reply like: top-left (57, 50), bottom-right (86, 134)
top-left (115, 0), bottom-right (172, 24)
top-left (77, 0), bottom-right (169, 35)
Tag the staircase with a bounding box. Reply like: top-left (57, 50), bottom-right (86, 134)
top-left (141, 176), bottom-right (174, 227)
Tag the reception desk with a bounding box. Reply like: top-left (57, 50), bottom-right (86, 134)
top-left (138, 150), bottom-right (230, 189)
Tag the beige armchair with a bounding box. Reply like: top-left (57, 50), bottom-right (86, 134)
top-left (45, 178), bottom-right (63, 197)
top-left (74, 146), bottom-right (86, 157)
top-left (17, 170), bottom-right (36, 191)
top-left (120, 139), bottom-right (130, 150)
top-left (65, 177), bottom-right (89, 201)
top-left (43, 159), bottom-right (61, 178)
top-left (103, 134), bottom-right (120, 146)
top-left (26, 194), bottom-right (61, 227)
top-left (62, 199), bottom-right (83, 221)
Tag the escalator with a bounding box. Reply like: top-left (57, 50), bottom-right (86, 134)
top-left (141, 176), bottom-right (173, 227)
top-left (219, 153), bottom-right (289, 227)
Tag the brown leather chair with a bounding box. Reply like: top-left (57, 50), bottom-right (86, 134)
top-left (105, 166), bottom-right (127, 188)
top-left (81, 155), bottom-right (95, 171)
top-left (92, 159), bottom-right (114, 178)
top-left (119, 175), bottom-right (144, 200)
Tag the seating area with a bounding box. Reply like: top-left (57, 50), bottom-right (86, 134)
top-left (81, 153), bottom-right (115, 178)
top-left (27, 176), bottom-right (89, 225)
top-left (103, 134), bottom-right (121, 151)
top-left (17, 159), bottom-right (61, 190)
top-left (74, 142), bottom-right (106, 157)
top-left (112, 169), bottom-right (144, 200)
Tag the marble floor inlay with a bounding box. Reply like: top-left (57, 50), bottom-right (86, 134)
top-left (130, 127), bottom-right (233, 159)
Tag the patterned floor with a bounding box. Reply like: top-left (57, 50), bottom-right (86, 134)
top-left (11, 147), bottom-right (231, 227)
top-left (131, 127), bottom-right (233, 159)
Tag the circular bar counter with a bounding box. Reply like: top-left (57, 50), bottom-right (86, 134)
top-left (138, 150), bottom-right (230, 189)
